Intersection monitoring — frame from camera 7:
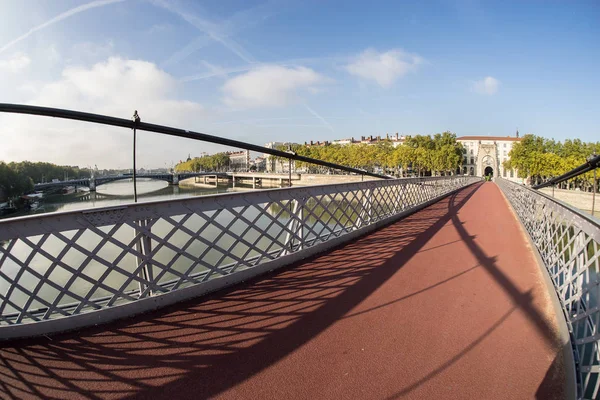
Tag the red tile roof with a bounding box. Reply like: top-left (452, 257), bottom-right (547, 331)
top-left (457, 136), bottom-right (522, 141)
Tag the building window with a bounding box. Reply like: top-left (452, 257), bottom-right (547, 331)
top-left (470, 149), bottom-right (473, 155)
top-left (503, 143), bottom-right (507, 148)
top-left (470, 158), bottom-right (474, 164)
top-left (503, 169), bottom-right (507, 177)
top-left (510, 169), bottom-right (514, 178)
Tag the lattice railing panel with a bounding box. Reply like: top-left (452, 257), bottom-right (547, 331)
top-left (0, 176), bottom-right (478, 331)
top-left (497, 177), bottom-right (600, 400)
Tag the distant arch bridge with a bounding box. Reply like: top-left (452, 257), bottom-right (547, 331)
top-left (34, 172), bottom-right (226, 191)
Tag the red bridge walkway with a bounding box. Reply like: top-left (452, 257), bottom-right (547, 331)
top-left (0, 182), bottom-right (565, 399)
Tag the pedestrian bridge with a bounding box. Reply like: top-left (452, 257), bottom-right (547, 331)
top-left (1, 176), bottom-right (598, 399)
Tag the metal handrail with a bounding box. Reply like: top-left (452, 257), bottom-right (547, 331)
top-left (0, 175), bottom-right (479, 339)
top-left (0, 103), bottom-right (390, 180)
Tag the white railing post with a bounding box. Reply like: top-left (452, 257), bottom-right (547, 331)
top-left (282, 199), bottom-right (303, 255)
top-left (134, 218), bottom-right (153, 297)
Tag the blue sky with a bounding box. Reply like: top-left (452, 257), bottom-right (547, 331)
top-left (0, 0), bottom-right (598, 168)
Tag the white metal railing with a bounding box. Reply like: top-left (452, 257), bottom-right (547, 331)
top-left (497, 177), bottom-right (600, 400)
top-left (0, 176), bottom-right (479, 338)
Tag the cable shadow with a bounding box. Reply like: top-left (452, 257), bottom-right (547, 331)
top-left (0, 184), bottom-right (484, 400)
top-left (385, 305), bottom-right (518, 399)
top-left (417, 236), bottom-right (476, 254)
top-left (383, 182), bottom-right (564, 400)
top-left (449, 186), bottom-right (560, 348)
top-left (535, 348), bottom-right (567, 400)
top-left (341, 263), bottom-right (481, 319)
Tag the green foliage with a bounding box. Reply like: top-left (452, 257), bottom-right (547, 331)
top-left (504, 134), bottom-right (600, 187)
top-left (7, 161), bottom-right (91, 183)
top-left (273, 132), bottom-right (463, 176)
top-left (0, 162), bottom-right (34, 200)
top-left (0, 161), bottom-right (89, 200)
top-left (175, 153), bottom-right (231, 172)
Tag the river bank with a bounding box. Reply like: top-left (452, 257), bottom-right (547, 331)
top-left (539, 187), bottom-right (599, 218)
top-left (182, 173), bottom-right (381, 190)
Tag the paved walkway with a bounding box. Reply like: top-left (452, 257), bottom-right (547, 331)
top-left (0, 182), bottom-right (565, 399)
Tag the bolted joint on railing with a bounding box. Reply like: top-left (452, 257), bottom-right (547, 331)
top-left (132, 110), bottom-right (141, 126)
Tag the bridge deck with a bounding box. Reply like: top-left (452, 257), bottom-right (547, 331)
top-left (0, 182), bottom-right (565, 399)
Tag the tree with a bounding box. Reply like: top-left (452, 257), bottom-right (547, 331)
top-left (0, 162), bottom-right (34, 200)
top-left (505, 134), bottom-right (599, 189)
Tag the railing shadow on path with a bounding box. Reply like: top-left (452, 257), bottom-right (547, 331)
top-left (384, 182), bottom-right (565, 400)
top-left (1, 183), bottom-right (486, 399)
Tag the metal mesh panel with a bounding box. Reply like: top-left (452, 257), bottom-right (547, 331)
top-left (497, 177), bottom-right (600, 400)
top-left (0, 176), bottom-right (478, 331)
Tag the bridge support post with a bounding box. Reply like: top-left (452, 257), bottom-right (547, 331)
top-left (283, 198), bottom-right (305, 255)
top-left (89, 178), bottom-right (96, 192)
top-left (169, 174), bottom-right (179, 186)
top-left (359, 188), bottom-right (372, 227)
top-left (134, 219), bottom-right (154, 298)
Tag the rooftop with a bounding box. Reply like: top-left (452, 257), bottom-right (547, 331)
top-left (457, 136), bottom-right (522, 141)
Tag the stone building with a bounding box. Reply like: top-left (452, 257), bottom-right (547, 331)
top-left (263, 142), bottom-right (298, 173)
top-left (228, 150), bottom-right (250, 171)
top-left (457, 135), bottom-right (522, 181)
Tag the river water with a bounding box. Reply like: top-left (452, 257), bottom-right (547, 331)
top-left (22, 179), bottom-right (252, 216)
top-left (0, 179), bottom-right (341, 317)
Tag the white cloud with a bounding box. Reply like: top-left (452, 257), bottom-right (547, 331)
top-left (0, 57), bottom-right (206, 168)
top-left (0, 53), bottom-right (31, 73)
top-left (473, 76), bottom-right (500, 95)
top-left (345, 49), bottom-right (423, 88)
top-left (31, 57), bottom-right (202, 118)
top-left (222, 65), bottom-right (327, 109)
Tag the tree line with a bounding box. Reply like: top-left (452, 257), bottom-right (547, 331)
top-left (0, 161), bottom-right (91, 201)
top-left (282, 132), bottom-right (464, 176)
top-left (174, 132), bottom-right (464, 177)
top-left (174, 153), bottom-right (231, 172)
top-left (505, 135), bottom-right (600, 188)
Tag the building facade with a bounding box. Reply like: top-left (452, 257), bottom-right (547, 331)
top-left (457, 135), bottom-right (522, 181)
top-left (309, 133), bottom-right (406, 148)
top-left (228, 150), bottom-right (250, 171)
top-left (263, 142), bottom-right (298, 173)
